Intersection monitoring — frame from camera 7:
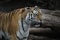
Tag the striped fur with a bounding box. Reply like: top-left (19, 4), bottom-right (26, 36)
top-left (0, 7), bottom-right (42, 40)
top-left (0, 8), bottom-right (26, 40)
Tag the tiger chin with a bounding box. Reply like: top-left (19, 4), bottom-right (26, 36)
top-left (0, 6), bottom-right (42, 40)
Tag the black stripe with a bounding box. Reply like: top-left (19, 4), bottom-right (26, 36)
top-left (2, 31), bottom-right (10, 40)
top-left (16, 35), bottom-right (20, 40)
top-left (21, 18), bottom-right (25, 32)
top-left (19, 29), bottom-right (23, 36)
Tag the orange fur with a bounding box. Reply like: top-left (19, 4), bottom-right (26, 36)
top-left (0, 7), bottom-right (42, 40)
top-left (0, 8), bottom-right (23, 40)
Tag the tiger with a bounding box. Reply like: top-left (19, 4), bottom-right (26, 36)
top-left (0, 6), bottom-right (42, 40)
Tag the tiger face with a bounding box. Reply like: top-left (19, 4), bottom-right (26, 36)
top-left (24, 6), bottom-right (42, 27)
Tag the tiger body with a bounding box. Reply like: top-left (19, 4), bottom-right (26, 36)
top-left (0, 6), bottom-right (42, 40)
top-left (0, 8), bottom-right (25, 40)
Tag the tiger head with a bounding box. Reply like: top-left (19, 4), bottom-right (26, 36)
top-left (21, 6), bottom-right (42, 27)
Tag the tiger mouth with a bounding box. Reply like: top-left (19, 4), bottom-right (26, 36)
top-left (34, 25), bottom-right (40, 27)
top-left (31, 21), bottom-right (42, 27)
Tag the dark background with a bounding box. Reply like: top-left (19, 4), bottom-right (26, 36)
top-left (0, 0), bottom-right (60, 12)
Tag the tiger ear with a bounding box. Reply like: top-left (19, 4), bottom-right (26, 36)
top-left (34, 6), bottom-right (38, 10)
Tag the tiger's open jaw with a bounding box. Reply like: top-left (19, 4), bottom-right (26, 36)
top-left (31, 21), bottom-right (41, 27)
